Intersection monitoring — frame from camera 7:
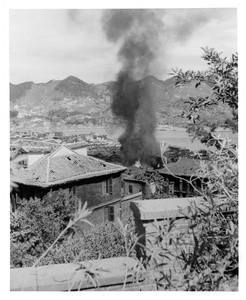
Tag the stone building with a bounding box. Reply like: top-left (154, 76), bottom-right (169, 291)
top-left (11, 145), bottom-right (142, 233)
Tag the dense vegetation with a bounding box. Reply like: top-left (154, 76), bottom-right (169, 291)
top-left (10, 192), bottom-right (131, 268)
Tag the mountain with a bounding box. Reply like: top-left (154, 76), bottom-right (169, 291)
top-left (10, 81), bottom-right (33, 102)
top-left (9, 75), bottom-right (232, 131)
top-left (55, 76), bottom-right (95, 98)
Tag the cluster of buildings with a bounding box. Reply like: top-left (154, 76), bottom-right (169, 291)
top-left (10, 129), bottom-right (209, 235)
top-left (10, 128), bottom-right (215, 237)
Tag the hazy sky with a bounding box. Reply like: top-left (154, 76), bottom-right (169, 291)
top-left (9, 8), bottom-right (237, 84)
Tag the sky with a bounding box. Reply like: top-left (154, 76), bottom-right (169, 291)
top-left (9, 7), bottom-right (238, 84)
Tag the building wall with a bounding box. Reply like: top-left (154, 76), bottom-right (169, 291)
top-left (28, 154), bottom-right (45, 167)
top-left (52, 147), bottom-right (74, 157)
top-left (143, 218), bottom-right (192, 271)
top-left (12, 174), bottom-right (143, 235)
top-left (123, 180), bottom-right (144, 196)
top-left (130, 201), bottom-right (193, 266)
top-left (75, 173), bottom-right (122, 207)
top-left (72, 147), bottom-right (87, 156)
top-left (15, 172), bottom-right (122, 206)
top-left (79, 192), bottom-right (143, 235)
top-left (159, 174), bottom-right (201, 197)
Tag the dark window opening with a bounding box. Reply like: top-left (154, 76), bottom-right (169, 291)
top-left (129, 185), bottom-right (133, 194)
top-left (19, 159), bottom-right (28, 169)
top-left (108, 206), bottom-right (114, 222)
top-left (69, 186), bottom-right (77, 196)
top-left (103, 178), bottom-right (113, 195)
top-left (169, 182), bottom-right (174, 194)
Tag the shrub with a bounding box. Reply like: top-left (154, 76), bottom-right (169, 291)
top-left (41, 221), bottom-right (131, 266)
top-left (10, 191), bottom-right (76, 267)
top-left (10, 195), bottom-right (136, 268)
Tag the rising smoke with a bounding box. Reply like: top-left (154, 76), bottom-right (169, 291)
top-left (102, 9), bottom-right (164, 166)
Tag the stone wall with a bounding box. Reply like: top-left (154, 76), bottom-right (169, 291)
top-left (10, 257), bottom-right (152, 291)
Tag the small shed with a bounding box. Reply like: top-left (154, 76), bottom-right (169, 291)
top-left (130, 197), bottom-right (204, 261)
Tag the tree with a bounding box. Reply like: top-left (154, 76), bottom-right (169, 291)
top-left (170, 47), bottom-right (238, 148)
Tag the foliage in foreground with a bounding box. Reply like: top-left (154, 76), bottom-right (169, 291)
top-left (10, 191), bottom-right (75, 267)
top-left (170, 47), bottom-right (238, 147)
top-left (10, 193), bottom-right (133, 267)
top-left (39, 221), bottom-right (134, 266)
top-left (123, 138), bottom-right (238, 291)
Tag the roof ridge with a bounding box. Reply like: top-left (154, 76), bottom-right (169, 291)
top-left (85, 154), bottom-right (124, 169)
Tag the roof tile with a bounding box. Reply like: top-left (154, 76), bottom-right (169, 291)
top-left (14, 145), bottom-right (126, 187)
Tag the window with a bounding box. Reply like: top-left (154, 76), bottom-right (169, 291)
top-left (179, 179), bottom-right (183, 192)
top-left (129, 184), bottom-right (133, 194)
top-left (69, 186), bottom-right (77, 195)
top-left (169, 182), bottom-right (174, 194)
top-left (72, 186), bottom-right (77, 195)
top-left (19, 159), bottom-right (28, 168)
top-left (108, 206), bottom-right (115, 222)
top-left (163, 181), bottom-right (169, 194)
top-left (182, 180), bottom-right (187, 192)
top-left (102, 178), bottom-right (113, 195)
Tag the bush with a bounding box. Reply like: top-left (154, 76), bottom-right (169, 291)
top-left (10, 191), bottom-right (137, 268)
top-left (41, 221), bottom-right (131, 266)
top-left (10, 191), bottom-right (76, 267)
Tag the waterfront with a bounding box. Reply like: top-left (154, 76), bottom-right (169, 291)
top-left (64, 126), bottom-right (238, 151)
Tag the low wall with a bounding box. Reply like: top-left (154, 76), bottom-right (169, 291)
top-left (10, 257), bottom-right (153, 291)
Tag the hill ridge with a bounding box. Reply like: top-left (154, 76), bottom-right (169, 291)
top-left (10, 75), bottom-right (232, 130)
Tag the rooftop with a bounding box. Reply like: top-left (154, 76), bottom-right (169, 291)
top-left (66, 141), bottom-right (88, 149)
top-left (18, 146), bottom-right (51, 153)
top-left (158, 158), bottom-right (204, 177)
top-left (131, 197), bottom-right (205, 220)
top-left (131, 196), bottom-right (232, 220)
top-left (14, 145), bottom-right (126, 187)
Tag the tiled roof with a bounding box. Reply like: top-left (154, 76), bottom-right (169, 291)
top-left (14, 145), bottom-right (126, 187)
top-left (158, 158), bottom-right (204, 177)
top-left (18, 146), bottom-right (52, 153)
top-left (11, 140), bottom-right (88, 153)
top-left (66, 141), bottom-right (88, 149)
top-left (11, 139), bottom-right (59, 152)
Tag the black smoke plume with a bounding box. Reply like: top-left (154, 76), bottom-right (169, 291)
top-left (102, 9), bottom-right (164, 166)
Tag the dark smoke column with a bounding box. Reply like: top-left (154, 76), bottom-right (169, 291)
top-left (102, 9), bottom-right (164, 166)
